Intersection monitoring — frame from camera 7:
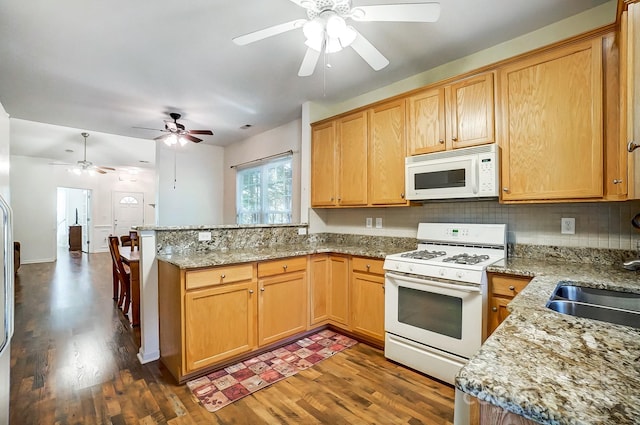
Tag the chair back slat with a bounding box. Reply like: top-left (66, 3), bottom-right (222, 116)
top-left (108, 236), bottom-right (129, 279)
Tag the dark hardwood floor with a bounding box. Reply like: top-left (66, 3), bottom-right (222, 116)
top-left (10, 250), bottom-right (455, 424)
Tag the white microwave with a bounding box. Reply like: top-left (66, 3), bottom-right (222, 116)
top-left (405, 144), bottom-right (499, 201)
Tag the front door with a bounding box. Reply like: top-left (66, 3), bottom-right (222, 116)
top-left (113, 192), bottom-right (144, 237)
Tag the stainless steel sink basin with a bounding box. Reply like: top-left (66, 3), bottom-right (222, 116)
top-left (547, 283), bottom-right (640, 329)
top-left (553, 285), bottom-right (640, 312)
top-left (547, 300), bottom-right (640, 329)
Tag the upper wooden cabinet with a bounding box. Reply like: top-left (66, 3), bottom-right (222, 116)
top-left (499, 38), bottom-right (604, 202)
top-left (337, 111), bottom-right (368, 206)
top-left (369, 99), bottom-right (409, 205)
top-left (407, 72), bottom-right (495, 155)
top-left (311, 101), bottom-right (409, 208)
top-left (310, 121), bottom-right (337, 206)
top-left (622, 2), bottom-right (640, 199)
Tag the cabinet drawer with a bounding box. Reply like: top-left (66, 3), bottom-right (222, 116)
top-left (352, 257), bottom-right (385, 275)
top-left (258, 256), bottom-right (307, 278)
top-left (490, 274), bottom-right (531, 298)
top-left (186, 264), bottom-right (254, 290)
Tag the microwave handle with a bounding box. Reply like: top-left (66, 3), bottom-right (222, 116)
top-left (471, 157), bottom-right (478, 194)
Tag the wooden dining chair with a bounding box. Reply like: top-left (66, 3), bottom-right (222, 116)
top-left (129, 230), bottom-right (138, 250)
top-left (108, 236), bottom-right (131, 314)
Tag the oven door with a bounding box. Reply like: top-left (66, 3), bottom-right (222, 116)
top-left (385, 271), bottom-right (482, 359)
top-left (405, 155), bottom-right (478, 200)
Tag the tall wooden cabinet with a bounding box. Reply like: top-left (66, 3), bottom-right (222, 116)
top-left (622, 1), bottom-right (640, 198)
top-left (499, 38), bottom-right (604, 201)
top-left (337, 111), bottom-right (368, 206)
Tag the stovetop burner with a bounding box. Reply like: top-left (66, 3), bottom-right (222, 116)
top-left (400, 250), bottom-right (447, 260)
top-left (442, 253), bottom-right (490, 265)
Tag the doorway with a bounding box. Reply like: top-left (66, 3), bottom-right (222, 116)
top-left (112, 191), bottom-right (144, 238)
top-left (56, 187), bottom-right (92, 253)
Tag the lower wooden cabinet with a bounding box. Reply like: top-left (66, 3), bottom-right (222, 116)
top-left (309, 254), bottom-right (350, 328)
top-left (487, 272), bottom-right (532, 336)
top-left (258, 270), bottom-right (307, 346)
top-left (185, 281), bottom-right (257, 372)
top-left (351, 257), bottom-right (385, 344)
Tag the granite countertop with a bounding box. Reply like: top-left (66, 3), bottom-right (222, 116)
top-left (156, 242), bottom-right (407, 269)
top-left (456, 258), bottom-right (640, 425)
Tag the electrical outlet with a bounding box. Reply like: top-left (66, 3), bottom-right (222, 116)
top-left (198, 231), bottom-right (212, 241)
top-left (366, 217), bottom-right (373, 228)
top-left (297, 227), bottom-right (307, 235)
top-left (375, 218), bottom-right (383, 229)
top-left (561, 218), bottom-right (575, 235)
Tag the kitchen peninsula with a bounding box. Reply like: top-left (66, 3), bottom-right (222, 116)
top-left (456, 252), bottom-right (640, 425)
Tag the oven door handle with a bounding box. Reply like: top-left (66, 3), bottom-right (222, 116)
top-left (386, 271), bottom-right (481, 293)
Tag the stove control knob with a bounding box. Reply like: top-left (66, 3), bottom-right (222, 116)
top-left (456, 271), bottom-right (464, 279)
top-left (408, 266), bottom-right (414, 272)
top-left (439, 269), bottom-right (446, 277)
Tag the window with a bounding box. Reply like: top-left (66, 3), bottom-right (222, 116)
top-left (236, 157), bottom-right (292, 224)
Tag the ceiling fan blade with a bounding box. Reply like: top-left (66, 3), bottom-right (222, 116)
top-left (183, 134), bottom-right (203, 143)
top-left (95, 168), bottom-right (107, 174)
top-left (233, 19), bottom-right (307, 46)
top-left (352, 3), bottom-right (441, 22)
top-left (350, 31), bottom-right (389, 71)
top-left (97, 166), bottom-right (116, 171)
top-left (188, 130), bottom-right (214, 135)
top-left (132, 126), bottom-right (164, 132)
top-left (298, 48), bottom-right (321, 77)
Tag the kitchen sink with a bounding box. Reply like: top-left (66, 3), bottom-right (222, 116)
top-left (546, 283), bottom-right (640, 329)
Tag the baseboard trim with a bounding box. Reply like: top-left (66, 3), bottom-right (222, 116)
top-left (138, 349), bottom-right (160, 365)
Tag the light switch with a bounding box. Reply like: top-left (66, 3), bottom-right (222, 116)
top-left (375, 218), bottom-right (383, 229)
top-left (366, 217), bottom-right (373, 228)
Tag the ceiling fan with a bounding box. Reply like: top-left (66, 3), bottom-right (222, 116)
top-left (232, 0), bottom-right (441, 77)
top-left (141, 113), bottom-right (214, 146)
top-left (51, 132), bottom-right (115, 175)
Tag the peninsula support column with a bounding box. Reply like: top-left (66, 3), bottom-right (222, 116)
top-left (137, 229), bottom-right (160, 364)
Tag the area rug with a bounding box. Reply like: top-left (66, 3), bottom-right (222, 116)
top-left (186, 329), bottom-right (357, 413)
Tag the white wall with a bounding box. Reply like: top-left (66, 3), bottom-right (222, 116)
top-left (223, 119), bottom-right (302, 224)
top-left (10, 155), bottom-right (156, 263)
top-left (0, 99), bottom-right (11, 425)
top-left (156, 142), bottom-right (224, 226)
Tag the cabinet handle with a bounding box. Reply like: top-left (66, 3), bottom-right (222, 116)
top-left (220, 274), bottom-right (226, 279)
top-left (492, 307), bottom-right (498, 312)
top-left (249, 289), bottom-right (254, 294)
top-left (439, 139), bottom-right (444, 144)
top-left (366, 264), bottom-right (370, 270)
top-left (628, 140), bottom-right (639, 153)
top-left (260, 287), bottom-right (265, 292)
top-left (613, 179), bottom-right (623, 184)
top-left (330, 197), bottom-right (334, 201)
top-left (509, 285), bottom-right (515, 291)
top-left (283, 265), bottom-right (288, 270)
top-left (451, 137), bottom-right (458, 142)
top-left (401, 193), bottom-right (405, 199)
top-left (502, 187), bottom-right (509, 192)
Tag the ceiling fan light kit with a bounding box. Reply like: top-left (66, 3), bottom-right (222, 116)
top-left (139, 112), bottom-right (214, 146)
top-left (232, 0), bottom-right (440, 77)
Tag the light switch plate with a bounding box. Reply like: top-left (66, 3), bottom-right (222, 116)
top-left (375, 218), bottom-right (383, 229)
top-left (366, 217), bottom-right (373, 228)
top-left (198, 231), bottom-right (212, 241)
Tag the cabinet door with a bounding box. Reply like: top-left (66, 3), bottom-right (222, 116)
top-left (337, 111), bottom-right (368, 206)
top-left (309, 254), bottom-right (329, 325)
top-left (328, 255), bottom-right (350, 327)
top-left (500, 38), bottom-right (603, 201)
top-left (311, 121), bottom-right (337, 206)
top-left (625, 3), bottom-right (640, 199)
top-left (368, 100), bottom-right (408, 205)
top-left (487, 297), bottom-right (511, 337)
top-left (258, 271), bottom-right (307, 346)
top-left (407, 87), bottom-right (446, 155)
top-left (184, 281), bottom-right (257, 372)
top-left (351, 272), bottom-right (385, 343)
top-left (446, 72), bottom-right (495, 149)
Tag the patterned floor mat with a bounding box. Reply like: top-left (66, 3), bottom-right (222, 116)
top-left (186, 329), bottom-right (358, 412)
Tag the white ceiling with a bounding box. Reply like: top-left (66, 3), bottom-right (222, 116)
top-left (0, 0), bottom-right (612, 166)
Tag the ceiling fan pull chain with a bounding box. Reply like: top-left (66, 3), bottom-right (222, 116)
top-left (173, 146), bottom-right (177, 189)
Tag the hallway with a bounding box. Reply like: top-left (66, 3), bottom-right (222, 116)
top-left (9, 251), bottom-right (455, 424)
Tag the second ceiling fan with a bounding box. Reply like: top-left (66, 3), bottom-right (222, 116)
top-left (152, 113), bottom-right (214, 146)
top-left (233, 0), bottom-right (441, 76)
